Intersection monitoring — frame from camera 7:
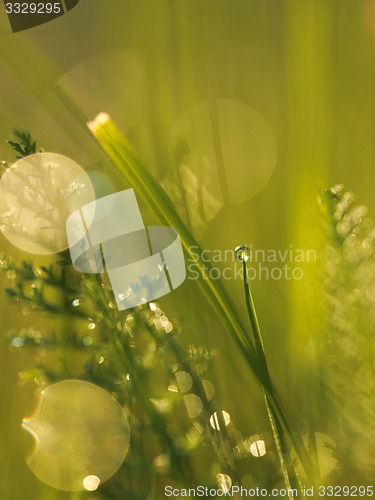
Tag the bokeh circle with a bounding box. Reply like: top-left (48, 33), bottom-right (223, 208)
top-left (22, 379), bottom-right (130, 492)
top-left (0, 153), bottom-right (95, 254)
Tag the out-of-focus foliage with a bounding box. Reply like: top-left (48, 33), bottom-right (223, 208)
top-left (0, 134), bottom-right (291, 498)
top-left (1, 1), bottom-right (375, 498)
top-left (318, 185), bottom-right (375, 482)
top-left (1, 249), bottom-right (288, 498)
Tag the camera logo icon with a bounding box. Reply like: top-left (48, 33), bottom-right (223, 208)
top-left (66, 189), bottom-right (186, 310)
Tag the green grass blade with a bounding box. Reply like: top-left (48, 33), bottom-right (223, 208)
top-left (87, 113), bottom-right (313, 483)
top-left (87, 114), bottom-right (261, 375)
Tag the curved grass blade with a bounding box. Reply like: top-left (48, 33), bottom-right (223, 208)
top-left (87, 113), bottom-right (313, 484)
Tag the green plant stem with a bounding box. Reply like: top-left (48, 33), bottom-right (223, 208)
top-left (87, 113), bottom-right (313, 482)
top-left (242, 260), bottom-right (303, 498)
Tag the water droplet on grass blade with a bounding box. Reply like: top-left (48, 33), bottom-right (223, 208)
top-left (235, 245), bottom-right (250, 263)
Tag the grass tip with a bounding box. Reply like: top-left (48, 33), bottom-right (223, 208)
top-left (87, 112), bottom-right (111, 133)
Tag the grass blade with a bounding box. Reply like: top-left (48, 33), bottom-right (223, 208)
top-left (87, 113), bottom-right (313, 485)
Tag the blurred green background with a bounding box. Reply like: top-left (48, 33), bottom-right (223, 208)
top-left (1, 0), bottom-right (375, 498)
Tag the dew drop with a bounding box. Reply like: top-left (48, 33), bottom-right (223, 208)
top-left (164, 321), bottom-right (173, 333)
top-left (150, 398), bottom-right (171, 414)
top-left (153, 454), bottom-right (170, 474)
top-left (249, 439), bottom-right (266, 457)
top-left (175, 371), bottom-right (193, 393)
top-left (217, 473), bottom-right (232, 494)
top-left (125, 314), bottom-right (134, 327)
top-left (202, 380), bottom-right (215, 401)
top-left (235, 245), bottom-right (250, 263)
top-left (153, 317), bottom-right (162, 329)
top-left (160, 315), bottom-right (169, 327)
top-left (209, 411), bottom-right (231, 431)
top-left (185, 425), bottom-right (202, 447)
top-left (72, 299), bottom-right (80, 307)
top-left (183, 394), bottom-right (203, 419)
top-left (11, 337), bottom-right (24, 347)
top-left (0, 257), bottom-right (8, 269)
top-left (153, 307), bottom-right (162, 317)
top-left (83, 475), bottom-right (100, 492)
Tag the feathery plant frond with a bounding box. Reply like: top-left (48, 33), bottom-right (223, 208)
top-left (2, 130), bottom-right (288, 496)
top-left (2, 250), bottom-right (248, 495)
top-left (7, 130), bottom-right (37, 159)
top-left (319, 184), bottom-right (375, 481)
